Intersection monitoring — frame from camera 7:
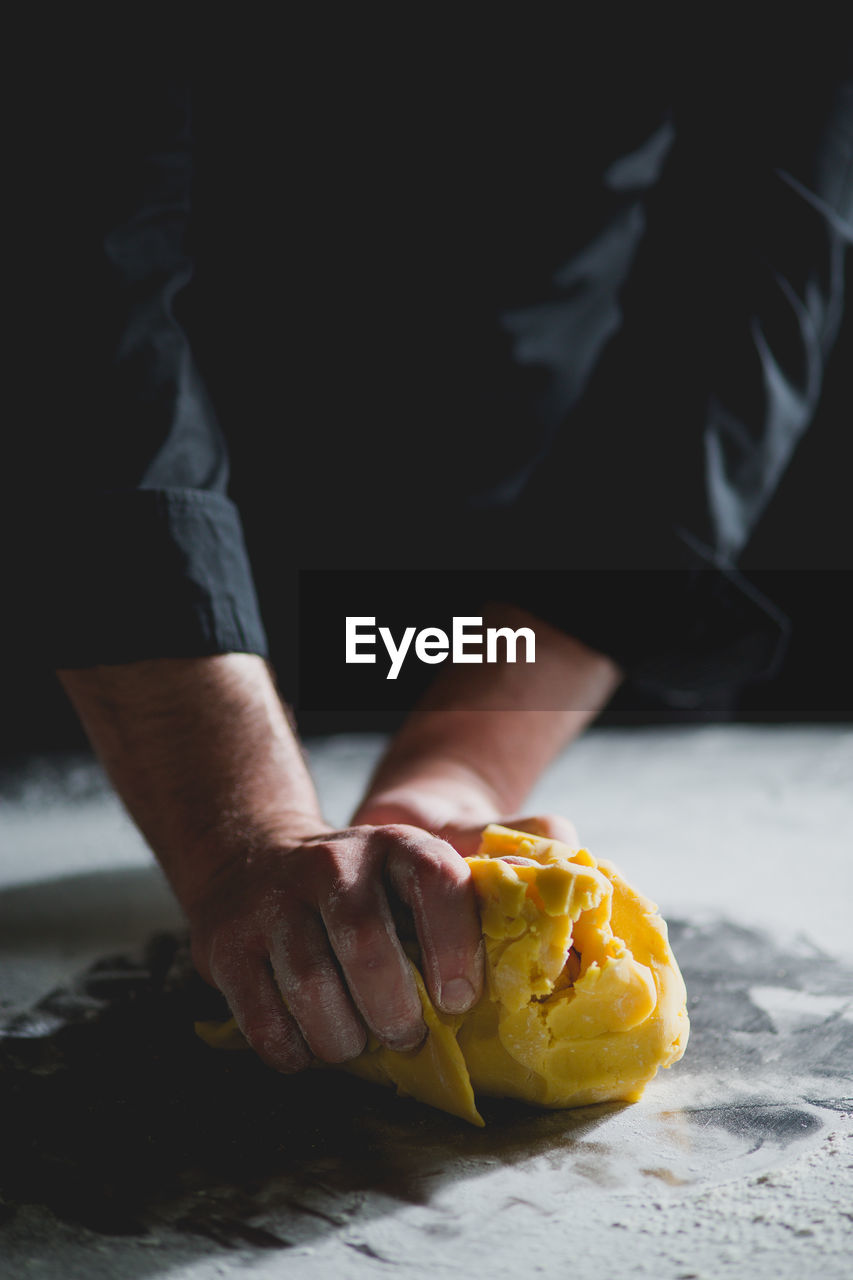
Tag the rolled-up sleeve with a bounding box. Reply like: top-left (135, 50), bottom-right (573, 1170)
top-left (43, 489), bottom-right (267, 667)
top-left (31, 71), bottom-right (268, 667)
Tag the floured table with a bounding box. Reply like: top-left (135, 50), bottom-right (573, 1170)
top-left (1, 726), bottom-right (851, 1280)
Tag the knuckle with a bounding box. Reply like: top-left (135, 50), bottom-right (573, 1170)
top-left (311, 841), bottom-right (342, 874)
top-left (207, 928), bottom-right (259, 985)
top-left (380, 823), bottom-right (448, 863)
top-left (417, 846), bottom-right (469, 891)
top-left (288, 959), bottom-right (340, 1005)
top-left (387, 841), bottom-right (471, 907)
top-left (376, 822), bottom-right (418, 841)
top-left (391, 836), bottom-right (444, 873)
top-left (312, 842), bottom-right (362, 897)
top-left (333, 923), bottom-right (394, 972)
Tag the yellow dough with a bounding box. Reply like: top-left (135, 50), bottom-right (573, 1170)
top-left (196, 825), bottom-right (689, 1126)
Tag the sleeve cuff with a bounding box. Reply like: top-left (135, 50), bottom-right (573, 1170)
top-left (36, 488), bottom-right (269, 667)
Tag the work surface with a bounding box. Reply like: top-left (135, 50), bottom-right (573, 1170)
top-left (1, 726), bottom-right (851, 1280)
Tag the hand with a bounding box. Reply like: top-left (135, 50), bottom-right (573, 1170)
top-left (352, 745), bottom-right (578, 856)
top-left (354, 786), bottom-right (578, 859)
top-left (186, 821), bottom-right (485, 1074)
top-left (56, 655), bottom-right (484, 1077)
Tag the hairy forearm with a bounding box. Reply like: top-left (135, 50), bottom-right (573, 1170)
top-left (57, 654), bottom-right (323, 909)
top-left (359, 604), bottom-right (623, 820)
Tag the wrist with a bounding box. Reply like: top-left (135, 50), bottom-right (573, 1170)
top-left (178, 809), bottom-right (334, 919)
top-left (359, 609), bottom-right (622, 826)
top-left (354, 754), bottom-right (503, 832)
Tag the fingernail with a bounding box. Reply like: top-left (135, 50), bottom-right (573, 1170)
top-left (440, 977), bottom-right (476, 1013)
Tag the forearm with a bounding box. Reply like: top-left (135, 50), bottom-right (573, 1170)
top-left (358, 604), bottom-right (623, 823)
top-left (57, 653), bottom-right (323, 910)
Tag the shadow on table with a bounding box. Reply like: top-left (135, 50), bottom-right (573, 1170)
top-left (1, 870), bottom-right (851, 1265)
top-left (0, 869), bottom-right (626, 1260)
top-left (0, 866), bottom-right (181, 955)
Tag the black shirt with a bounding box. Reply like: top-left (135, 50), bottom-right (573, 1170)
top-left (19, 19), bottom-right (853, 704)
